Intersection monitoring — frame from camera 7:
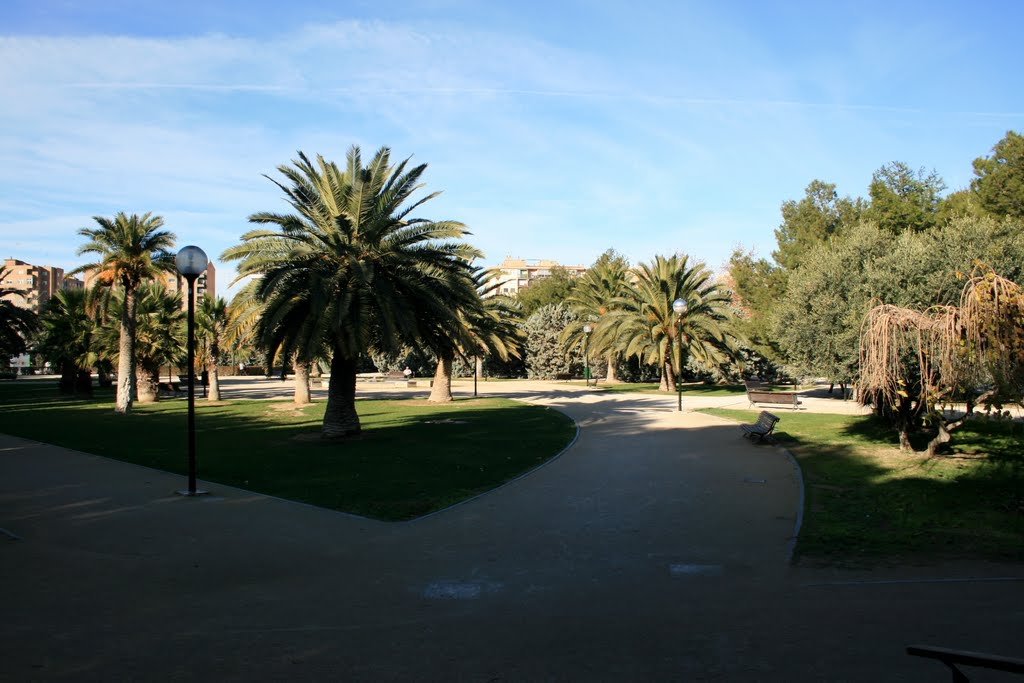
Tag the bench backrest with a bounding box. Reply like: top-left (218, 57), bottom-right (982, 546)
top-left (747, 390), bottom-right (798, 404)
top-left (756, 412), bottom-right (780, 430)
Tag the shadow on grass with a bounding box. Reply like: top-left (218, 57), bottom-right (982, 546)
top-left (0, 380), bottom-right (576, 522)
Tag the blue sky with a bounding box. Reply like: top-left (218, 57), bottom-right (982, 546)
top-left (2, 1), bottom-right (1022, 298)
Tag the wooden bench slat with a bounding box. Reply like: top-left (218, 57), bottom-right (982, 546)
top-left (746, 389), bottom-right (801, 409)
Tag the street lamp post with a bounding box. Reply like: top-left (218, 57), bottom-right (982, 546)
top-left (582, 324), bottom-right (592, 387)
top-left (176, 245), bottom-right (208, 496)
top-left (672, 298), bottom-right (687, 412)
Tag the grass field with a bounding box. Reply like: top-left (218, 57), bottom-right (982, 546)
top-left (0, 379), bottom-right (576, 521)
top-left (703, 408), bottom-right (1024, 564)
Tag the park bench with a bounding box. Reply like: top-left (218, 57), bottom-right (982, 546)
top-left (157, 381), bottom-right (186, 398)
top-left (741, 411), bottom-right (780, 443)
top-left (157, 375), bottom-right (207, 399)
top-left (555, 373), bottom-right (599, 383)
top-left (746, 388), bottom-right (801, 410)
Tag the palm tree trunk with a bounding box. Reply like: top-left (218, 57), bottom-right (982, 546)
top-left (207, 359), bottom-right (221, 401)
top-left (59, 360), bottom-right (75, 395)
top-left (115, 286), bottom-right (138, 413)
top-left (429, 351), bottom-right (454, 402)
top-left (75, 369), bottom-right (93, 397)
top-left (322, 351), bottom-right (360, 438)
top-left (660, 359), bottom-right (674, 393)
top-left (605, 351), bottom-right (618, 382)
top-left (293, 359), bottom-right (311, 405)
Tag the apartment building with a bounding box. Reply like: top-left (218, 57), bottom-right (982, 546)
top-left (158, 262), bottom-right (217, 306)
top-left (1, 258), bottom-right (84, 313)
top-left (489, 257), bottom-right (587, 296)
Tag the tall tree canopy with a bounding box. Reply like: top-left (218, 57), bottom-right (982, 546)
top-left (516, 267), bottom-right (578, 317)
top-left (865, 162), bottom-right (946, 234)
top-left (772, 180), bottom-right (862, 270)
top-left (971, 130), bottom-right (1024, 219)
top-left (223, 146), bottom-right (479, 438)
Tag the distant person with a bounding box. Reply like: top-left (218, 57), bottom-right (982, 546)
top-left (403, 366), bottom-right (413, 379)
top-left (239, 361), bottom-right (246, 376)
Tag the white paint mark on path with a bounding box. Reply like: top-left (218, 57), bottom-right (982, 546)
top-left (422, 580), bottom-right (504, 599)
top-left (670, 563), bottom-right (722, 577)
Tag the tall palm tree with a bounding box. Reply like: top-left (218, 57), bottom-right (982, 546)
top-left (197, 295), bottom-right (229, 401)
top-left (34, 288), bottom-right (98, 395)
top-left (606, 254), bottom-right (738, 391)
top-left (562, 252), bottom-right (630, 381)
top-left (73, 213), bottom-right (176, 413)
top-left (223, 146), bottom-right (479, 437)
top-left (0, 269), bottom-right (39, 363)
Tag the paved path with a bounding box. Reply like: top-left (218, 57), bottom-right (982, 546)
top-left (2, 379), bottom-right (1022, 681)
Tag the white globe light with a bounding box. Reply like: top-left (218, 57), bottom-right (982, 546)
top-left (672, 298), bottom-right (687, 315)
top-left (176, 245), bottom-right (208, 277)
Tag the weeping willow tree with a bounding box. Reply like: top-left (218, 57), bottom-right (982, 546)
top-left (860, 265), bottom-right (1024, 455)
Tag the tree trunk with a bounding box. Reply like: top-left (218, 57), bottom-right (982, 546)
top-left (429, 351), bottom-right (454, 402)
top-left (322, 351), bottom-right (360, 438)
top-left (925, 412), bottom-right (968, 457)
top-left (605, 351), bottom-right (618, 383)
top-left (97, 365), bottom-right (112, 388)
top-left (660, 360), bottom-right (673, 393)
top-left (75, 369), bottom-right (93, 397)
top-left (136, 370), bottom-right (158, 403)
top-left (898, 428), bottom-right (912, 452)
top-left (115, 287), bottom-right (138, 414)
top-left (59, 360), bottom-right (75, 395)
top-left (207, 359), bottom-right (221, 401)
top-left (293, 359), bottom-right (310, 405)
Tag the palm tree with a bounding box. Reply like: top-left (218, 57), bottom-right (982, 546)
top-left (426, 268), bottom-right (523, 402)
top-left (96, 282), bottom-right (185, 402)
top-left (34, 289), bottom-right (98, 395)
top-left (197, 295), bottom-right (229, 401)
top-left (0, 269), bottom-right (39, 364)
top-left (224, 279), bottom-right (316, 404)
top-left (606, 254), bottom-right (738, 391)
top-left (73, 213), bottom-right (176, 413)
top-left (223, 146), bottom-right (479, 437)
top-left (562, 252), bottom-right (630, 381)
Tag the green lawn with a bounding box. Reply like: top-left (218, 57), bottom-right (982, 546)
top-left (0, 380), bottom-right (576, 521)
top-left (703, 408), bottom-right (1024, 565)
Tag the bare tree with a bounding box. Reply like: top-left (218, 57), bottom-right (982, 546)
top-left (859, 265), bottom-right (1024, 455)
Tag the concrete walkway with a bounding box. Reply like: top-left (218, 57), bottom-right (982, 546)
top-left (2, 378), bottom-right (1022, 681)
